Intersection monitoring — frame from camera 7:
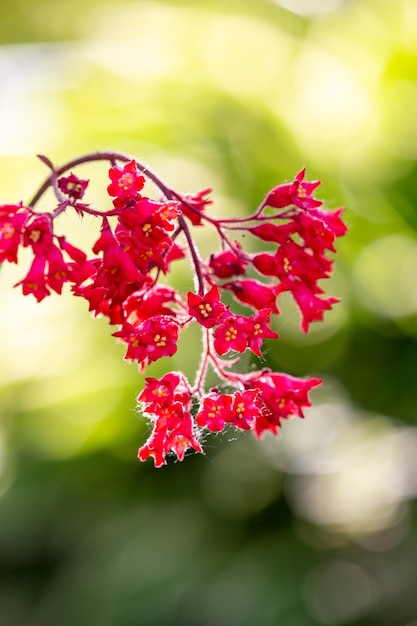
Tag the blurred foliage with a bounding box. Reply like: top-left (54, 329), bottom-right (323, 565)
top-left (1, 0), bottom-right (417, 624)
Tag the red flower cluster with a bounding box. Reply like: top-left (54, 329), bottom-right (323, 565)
top-left (0, 152), bottom-right (347, 467)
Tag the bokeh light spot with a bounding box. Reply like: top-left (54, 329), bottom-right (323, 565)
top-left (353, 234), bottom-right (417, 318)
top-left (303, 560), bottom-right (377, 624)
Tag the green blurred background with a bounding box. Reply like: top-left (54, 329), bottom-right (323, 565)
top-left (1, 0), bottom-right (417, 624)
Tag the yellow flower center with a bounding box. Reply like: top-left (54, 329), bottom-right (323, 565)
top-left (225, 326), bottom-right (237, 341)
top-left (208, 404), bottom-right (222, 418)
top-left (198, 303), bottom-right (212, 318)
top-left (235, 401), bottom-right (245, 415)
top-left (66, 181), bottom-right (82, 193)
top-left (119, 173), bottom-right (134, 190)
top-left (1, 224), bottom-right (14, 240)
top-left (154, 334), bottom-right (167, 348)
top-left (29, 229), bottom-right (41, 243)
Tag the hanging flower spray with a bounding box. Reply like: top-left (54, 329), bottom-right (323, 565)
top-left (0, 152), bottom-right (346, 466)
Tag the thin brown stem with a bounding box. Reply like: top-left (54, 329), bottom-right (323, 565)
top-left (177, 215), bottom-right (206, 296)
top-left (29, 150), bottom-right (175, 207)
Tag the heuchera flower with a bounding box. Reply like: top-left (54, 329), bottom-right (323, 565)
top-left (0, 203), bottom-right (31, 263)
top-left (93, 223), bottom-right (144, 285)
top-left (14, 214), bottom-right (87, 300)
top-left (243, 371), bottom-right (322, 438)
top-left (115, 198), bottom-right (182, 275)
top-left (1, 154), bottom-right (346, 467)
top-left (138, 371), bottom-right (191, 410)
top-left (58, 173), bottom-right (89, 200)
top-left (17, 255), bottom-right (50, 302)
top-left (261, 168), bottom-right (322, 210)
top-left (213, 309), bottom-right (278, 357)
top-left (107, 159), bottom-right (145, 202)
top-left (46, 245), bottom-right (71, 294)
top-left (187, 285), bottom-right (227, 328)
top-left (213, 314), bottom-right (252, 355)
top-left (180, 188), bottom-right (212, 225)
top-left (124, 286), bottom-right (179, 325)
top-left (136, 371), bottom-right (203, 465)
top-left (113, 315), bottom-right (179, 368)
top-left (22, 215), bottom-right (54, 253)
top-left (138, 403), bottom-right (202, 467)
top-left (292, 283), bottom-right (339, 333)
top-left (209, 242), bottom-right (248, 278)
top-left (250, 187), bottom-right (346, 332)
top-left (230, 390), bottom-right (263, 431)
top-left (226, 279), bottom-right (281, 313)
top-left (195, 389), bottom-right (266, 434)
top-left (72, 221), bottom-right (146, 323)
top-left (195, 392), bottom-right (234, 431)
top-left (244, 309), bottom-right (279, 357)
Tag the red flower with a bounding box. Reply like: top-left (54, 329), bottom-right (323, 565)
top-left (57, 236), bottom-right (87, 264)
top-left (114, 198), bottom-right (182, 275)
top-left (22, 215), bottom-right (54, 254)
top-left (249, 222), bottom-right (297, 244)
top-left (117, 198), bottom-right (180, 233)
top-left (187, 285), bottom-right (227, 328)
top-left (93, 224), bottom-right (144, 285)
top-left (72, 241), bottom-right (144, 321)
top-left (116, 227), bottom-right (166, 270)
top-left (153, 200), bottom-right (182, 231)
top-left (0, 203), bottom-right (30, 263)
top-left (47, 245), bottom-right (70, 294)
top-left (209, 243), bottom-right (248, 279)
top-left (308, 206), bottom-right (347, 238)
top-left (107, 160), bottom-right (145, 200)
top-left (137, 430), bottom-right (167, 468)
top-left (245, 309), bottom-right (279, 357)
top-left (180, 188), bottom-right (212, 225)
top-left (138, 403), bottom-right (203, 467)
top-left (58, 173), bottom-right (88, 200)
top-left (298, 212), bottom-right (337, 254)
top-left (138, 371), bottom-right (191, 411)
top-left (195, 392), bottom-right (234, 431)
top-left (213, 314), bottom-right (251, 355)
top-left (16, 255), bottom-right (50, 302)
top-left (227, 279), bottom-right (280, 313)
top-left (254, 241), bottom-right (332, 289)
top-left (230, 390), bottom-right (263, 430)
top-left (214, 309), bottom-right (278, 357)
top-left (262, 169), bottom-right (322, 210)
top-left (243, 370), bottom-right (321, 437)
top-left (124, 286), bottom-right (179, 325)
top-left (291, 282), bottom-right (339, 333)
top-left (163, 243), bottom-right (186, 272)
top-left (251, 252), bottom-right (277, 277)
top-left (163, 410), bottom-right (203, 462)
top-left (113, 316), bottom-right (179, 366)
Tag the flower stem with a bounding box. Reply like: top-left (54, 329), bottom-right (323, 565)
top-left (29, 150), bottom-right (174, 207)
